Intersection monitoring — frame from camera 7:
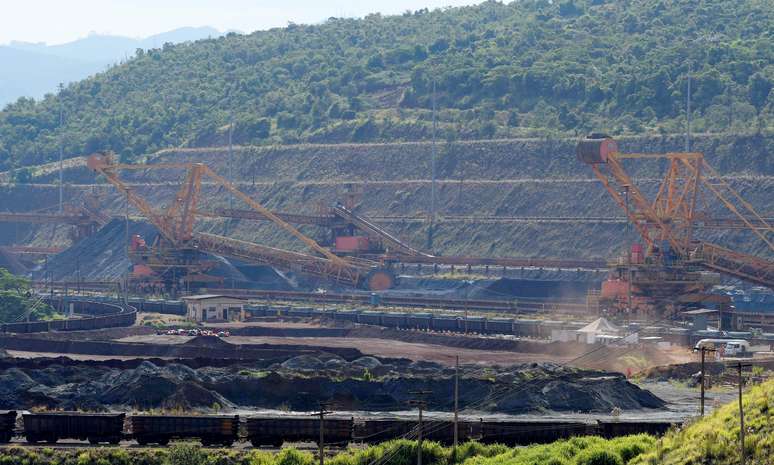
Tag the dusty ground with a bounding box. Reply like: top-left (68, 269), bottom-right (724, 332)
top-left (116, 328), bottom-right (690, 370)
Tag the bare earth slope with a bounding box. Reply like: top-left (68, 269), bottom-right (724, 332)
top-left (0, 133), bottom-right (770, 261)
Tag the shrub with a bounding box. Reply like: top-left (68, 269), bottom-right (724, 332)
top-left (275, 449), bottom-right (314, 465)
top-left (166, 443), bottom-right (206, 465)
top-left (610, 435), bottom-right (654, 463)
top-left (575, 447), bottom-right (623, 465)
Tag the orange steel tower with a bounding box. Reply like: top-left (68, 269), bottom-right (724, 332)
top-left (578, 134), bottom-right (774, 318)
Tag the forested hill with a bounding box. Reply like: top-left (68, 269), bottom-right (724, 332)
top-left (1, 0), bottom-right (772, 171)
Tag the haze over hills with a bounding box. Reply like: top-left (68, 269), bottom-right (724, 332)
top-left (0, 0), bottom-right (771, 171)
top-left (0, 26), bottom-right (222, 107)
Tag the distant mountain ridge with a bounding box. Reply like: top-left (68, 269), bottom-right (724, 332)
top-left (0, 26), bottom-right (222, 106)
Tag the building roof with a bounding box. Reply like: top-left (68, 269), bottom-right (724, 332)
top-left (577, 317), bottom-right (621, 334)
top-left (682, 308), bottom-right (718, 315)
top-left (181, 294), bottom-right (247, 302)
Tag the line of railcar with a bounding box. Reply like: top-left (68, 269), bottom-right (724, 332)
top-left (69, 297), bottom-right (574, 338)
top-left (245, 304), bottom-right (578, 338)
top-left (0, 411), bottom-right (677, 447)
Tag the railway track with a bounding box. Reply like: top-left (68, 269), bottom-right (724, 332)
top-left (0, 439), bottom-right (324, 451)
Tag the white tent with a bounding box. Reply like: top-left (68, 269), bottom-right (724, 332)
top-left (576, 317), bottom-right (623, 344)
top-left (577, 317), bottom-right (621, 334)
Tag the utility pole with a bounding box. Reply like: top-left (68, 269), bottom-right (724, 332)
top-left (59, 106), bottom-right (64, 213)
top-left (453, 355), bottom-right (460, 461)
top-left (124, 192), bottom-right (130, 304)
top-left (685, 62), bottom-right (692, 152)
top-left (737, 362), bottom-right (751, 465)
top-left (409, 390), bottom-right (432, 465)
top-left (693, 346), bottom-right (716, 416)
top-left (428, 80), bottom-right (437, 252)
top-left (315, 401), bottom-right (333, 465)
top-left (228, 116), bottom-right (234, 210)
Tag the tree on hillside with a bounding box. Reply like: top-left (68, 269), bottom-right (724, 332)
top-left (0, 268), bottom-right (55, 323)
top-left (0, 267), bottom-right (29, 295)
top-left (0, 0), bottom-right (772, 169)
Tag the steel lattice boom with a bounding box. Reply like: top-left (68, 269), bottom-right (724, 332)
top-left (578, 135), bottom-right (774, 289)
top-left (86, 153), bottom-right (394, 290)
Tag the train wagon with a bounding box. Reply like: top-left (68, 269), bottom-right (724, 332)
top-left (596, 420), bottom-right (676, 438)
top-left (23, 412), bottom-right (125, 444)
top-left (354, 419), bottom-right (480, 445)
top-left (478, 420), bottom-right (596, 445)
top-left (358, 311), bottom-right (384, 325)
top-left (130, 415), bottom-right (239, 446)
top-left (287, 307), bottom-right (314, 318)
top-left (0, 411), bottom-right (16, 443)
top-left (432, 315), bottom-right (460, 332)
top-left (485, 318), bottom-right (514, 335)
top-left (334, 310), bottom-right (359, 322)
top-left (407, 313), bottom-right (433, 330)
top-left (245, 416), bottom-right (352, 447)
top-left (463, 316), bottom-right (487, 333)
top-left (380, 312), bottom-right (408, 328)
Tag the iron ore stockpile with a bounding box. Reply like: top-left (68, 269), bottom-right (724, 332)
top-left (0, 355), bottom-right (663, 413)
top-left (0, 351), bottom-right (678, 448)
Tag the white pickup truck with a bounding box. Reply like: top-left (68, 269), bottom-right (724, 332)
top-left (694, 338), bottom-right (751, 357)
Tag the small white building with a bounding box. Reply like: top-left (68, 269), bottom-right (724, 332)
top-left (182, 295), bottom-right (246, 322)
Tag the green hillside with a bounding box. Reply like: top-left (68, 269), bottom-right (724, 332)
top-left (1, 0), bottom-right (772, 171)
top-left (633, 377), bottom-right (774, 465)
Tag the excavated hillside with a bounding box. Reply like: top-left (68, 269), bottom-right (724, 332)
top-left (0, 133), bottom-right (771, 267)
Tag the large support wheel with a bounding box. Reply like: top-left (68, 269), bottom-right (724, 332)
top-left (364, 269), bottom-right (396, 291)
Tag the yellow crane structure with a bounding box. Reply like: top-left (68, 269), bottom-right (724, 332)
top-left (578, 134), bottom-right (774, 316)
top-left (87, 153), bottom-right (396, 291)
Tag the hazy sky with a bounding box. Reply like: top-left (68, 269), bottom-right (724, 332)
top-left (1, 0), bottom-right (485, 45)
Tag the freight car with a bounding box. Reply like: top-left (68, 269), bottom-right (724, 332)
top-left (478, 420), bottom-right (596, 445)
top-left (358, 311), bottom-right (384, 325)
top-left (353, 419), bottom-right (480, 445)
top-left (485, 318), bottom-right (514, 334)
top-left (130, 415), bottom-right (239, 446)
top-left (596, 420), bottom-right (674, 438)
top-left (432, 315), bottom-right (461, 332)
top-left (381, 312), bottom-right (408, 328)
top-left (334, 310), bottom-right (359, 322)
top-left (245, 416), bottom-right (352, 447)
top-left (23, 412), bottom-right (125, 444)
top-left (287, 307), bottom-right (314, 318)
top-left (0, 411), bottom-right (16, 443)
